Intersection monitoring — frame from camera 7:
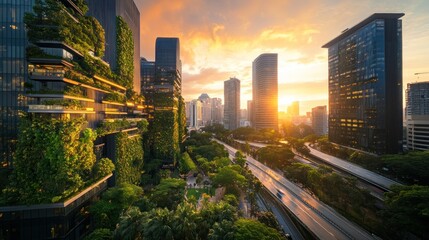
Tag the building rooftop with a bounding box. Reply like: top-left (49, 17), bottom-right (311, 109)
top-left (322, 13), bottom-right (404, 48)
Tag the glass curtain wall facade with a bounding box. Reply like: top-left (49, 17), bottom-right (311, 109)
top-left (323, 13), bottom-right (403, 154)
top-left (224, 78), bottom-right (240, 130)
top-left (252, 53), bottom-right (278, 130)
top-left (0, 0), bottom-right (34, 168)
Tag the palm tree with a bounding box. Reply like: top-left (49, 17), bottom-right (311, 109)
top-left (114, 207), bottom-right (144, 240)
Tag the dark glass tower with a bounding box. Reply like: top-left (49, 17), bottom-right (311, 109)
top-left (155, 37), bottom-right (182, 95)
top-left (322, 13), bottom-right (404, 154)
top-left (86, 0), bottom-right (141, 93)
top-left (0, 0), bottom-right (34, 168)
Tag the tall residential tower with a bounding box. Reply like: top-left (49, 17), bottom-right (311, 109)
top-left (252, 53), bottom-right (278, 130)
top-left (322, 13), bottom-right (404, 154)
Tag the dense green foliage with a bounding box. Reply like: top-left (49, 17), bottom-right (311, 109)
top-left (188, 141), bottom-right (228, 161)
top-left (1, 116), bottom-right (114, 205)
top-left (147, 111), bottom-right (179, 164)
top-left (178, 152), bottom-right (197, 174)
top-left (25, 0), bottom-right (104, 57)
top-left (231, 127), bottom-right (281, 143)
top-left (90, 183), bottom-right (144, 229)
top-left (257, 146), bottom-right (294, 168)
top-left (149, 178), bottom-right (186, 210)
top-left (382, 185), bottom-right (429, 238)
top-left (234, 219), bottom-right (284, 240)
top-left (382, 151), bottom-right (429, 185)
top-left (97, 119), bottom-right (148, 137)
top-left (83, 228), bottom-right (112, 240)
top-left (115, 132), bottom-right (144, 185)
top-left (115, 16), bottom-right (134, 89)
top-left (178, 96), bottom-right (187, 143)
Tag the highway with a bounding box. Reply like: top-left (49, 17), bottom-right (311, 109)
top-left (257, 190), bottom-right (306, 240)
top-left (217, 139), bottom-right (375, 240)
top-left (305, 143), bottom-right (402, 190)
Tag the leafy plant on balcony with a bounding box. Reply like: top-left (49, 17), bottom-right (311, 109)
top-left (1, 116), bottom-right (114, 205)
top-left (97, 119), bottom-right (148, 137)
top-left (78, 53), bottom-right (115, 80)
top-left (24, 0), bottom-right (105, 58)
top-left (64, 70), bottom-right (94, 85)
top-left (103, 92), bottom-right (126, 104)
top-left (116, 16), bottom-right (134, 90)
top-left (64, 85), bottom-right (85, 98)
top-left (42, 99), bottom-right (84, 110)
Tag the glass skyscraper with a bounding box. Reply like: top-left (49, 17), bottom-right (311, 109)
top-left (0, 0), bottom-right (34, 168)
top-left (252, 53), bottom-right (278, 130)
top-left (224, 77), bottom-right (240, 130)
top-left (323, 13), bottom-right (404, 154)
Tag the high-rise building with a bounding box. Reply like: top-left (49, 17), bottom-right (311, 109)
top-left (224, 78), bottom-right (240, 130)
top-left (211, 98), bottom-right (223, 124)
top-left (189, 99), bottom-right (203, 128)
top-left (252, 53), bottom-right (278, 130)
top-left (198, 93), bottom-right (212, 126)
top-left (0, 0), bottom-right (34, 168)
top-left (146, 37), bottom-right (183, 164)
top-left (287, 101), bottom-right (299, 118)
top-left (247, 100), bottom-right (253, 126)
top-left (312, 106), bottom-right (328, 136)
top-left (322, 13), bottom-right (404, 154)
top-left (406, 82), bottom-right (429, 150)
top-left (140, 58), bottom-right (155, 119)
top-left (87, 0), bottom-right (141, 93)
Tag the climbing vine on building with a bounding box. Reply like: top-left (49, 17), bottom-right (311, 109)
top-left (116, 16), bottom-right (134, 90)
top-left (115, 132), bottom-right (144, 185)
top-left (1, 115), bottom-right (114, 205)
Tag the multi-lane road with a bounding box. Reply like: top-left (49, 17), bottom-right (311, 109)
top-left (305, 143), bottom-right (402, 190)
top-left (217, 139), bottom-right (375, 240)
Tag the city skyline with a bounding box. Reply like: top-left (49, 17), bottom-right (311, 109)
top-left (134, 0), bottom-right (429, 113)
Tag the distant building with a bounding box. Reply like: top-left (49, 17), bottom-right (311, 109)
top-left (224, 78), bottom-right (240, 130)
top-left (252, 53), bottom-right (278, 130)
top-left (189, 99), bottom-right (203, 129)
top-left (406, 82), bottom-right (429, 150)
top-left (211, 98), bottom-right (223, 124)
top-left (322, 13), bottom-right (404, 154)
top-left (87, 0), bottom-right (141, 93)
top-left (198, 93), bottom-right (212, 126)
top-left (312, 106), bottom-right (328, 136)
top-left (287, 101), bottom-right (299, 118)
top-left (247, 100), bottom-right (253, 126)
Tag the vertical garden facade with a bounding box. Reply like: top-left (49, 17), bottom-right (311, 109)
top-left (0, 0), bottom-right (146, 238)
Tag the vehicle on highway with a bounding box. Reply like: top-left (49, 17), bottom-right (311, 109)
top-left (276, 189), bottom-right (284, 198)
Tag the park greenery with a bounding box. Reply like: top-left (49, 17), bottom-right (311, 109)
top-left (85, 131), bottom-right (284, 239)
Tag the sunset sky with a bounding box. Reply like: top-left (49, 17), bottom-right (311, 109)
top-left (134, 0), bottom-right (429, 114)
